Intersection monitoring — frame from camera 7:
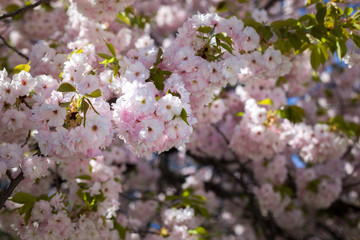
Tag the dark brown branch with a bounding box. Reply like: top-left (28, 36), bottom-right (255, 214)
top-left (264, 0), bottom-right (282, 10)
top-left (0, 0), bottom-right (51, 21)
top-left (316, 222), bottom-right (344, 240)
top-left (21, 131), bottom-right (31, 148)
top-left (0, 171), bottom-right (24, 209)
top-left (0, 35), bottom-right (29, 61)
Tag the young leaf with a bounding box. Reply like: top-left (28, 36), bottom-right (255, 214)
top-left (258, 98), bottom-right (273, 105)
top-left (57, 83), bottom-right (76, 92)
top-left (60, 102), bottom-right (71, 108)
top-left (85, 89), bottom-right (102, 98)
top-left (197, 26), bottom-right (212, 34)
top-left (153, 71), bottom-right (165, 91)
top-left (219, 42), bottom-right (233, 55)
top-left (215, 33), bottom-right (233, 47)
top-left (86, 98), bottom-right (100, 115)
top-left (216, 1), bottom-right (228, 12)
top-left (13, 61), bottom-right (31, 74)
top-left (104, 40), bottom-right (116, 57)
top-left (77, 175), bottom-right (92, 180)
top-left (11, 192), bottom-right (35, 204)
top-left (180, 108), bottom-right (189, 125)
top-left (155, 48), bottom-right (164, 66)
top-left (188, 226), bottom-right (208, 236)
top-left (96, 53), bottom-right (113, 59)
top-left (278, 105), bottom-right (306, 124)
top-left (113, 218), bottom-right (127, 240)
top-left (79, 99), bottom-right (89, 113)
top-left (117, 12), bottom-right (131, 25)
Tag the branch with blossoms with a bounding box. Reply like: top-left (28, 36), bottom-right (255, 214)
top-left (1, 1), bottom-right (360, 240)
top-left (0, 0), bottom-right (52, 21)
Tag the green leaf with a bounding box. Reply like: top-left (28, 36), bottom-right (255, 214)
top-left (13, 61), bottom-right (31, 74)
top-left (96, 53), bottom-right (113, 59)
top-left (259, 26), bottom-right (273, 42)
top-left (315, 3), bottom-right (327, 25)
top-left (351, 34), bottom-right (360, 49)
top-left (180, 108), bottom-right (189, 125)
top-left (12, 192), bottom-right (36, 226)
top-left (77, 175), bottom-right (92, 180)
top-left (288, 33), bottom-right (301, 50)
top-left (215, 33), bottom-right (233, 47)
top-left (352, 23), bottom-right (360, 30)
top-left (194, 205), bottom-right (210, 219)
top-left (41, 3), bottom-right (54, 11)
top-left (85, 89), bottom-right (102, 98)
top-left (188, 226), bottom-right (208, 236)
top-left (79, 99), bottom-right (89, 113)
top-left (310, 45), bottom-right (321, 70)
top-left (328, 115), bottom-right (360, 138)
top-left (70, 48), bottom-right (83, 56)
top-left (306, 179), bottom-right (321, 193)
top-left (5, 4), bottom-right (23, 20)
top-left (274, 185), bottom-right (294, 199)
top-left (23, 203), bottom-right (34, 225)
top-left (216, 1), bottom-right (228, 12)
top-left (100, 57), bottom-right (116, 67)
top-left (344, 7), bottom-right (353, 16)
top-left (197, 26), bottom-right (212, 34)
top-left (104, 40), bottom-right (116, 57)
top-left (113, 218), bottom-right (127, 240)
top-left (60, 102), bottom-right (71, 108)
top-left (79, 99), bottom-right (89, 127)
top-left (306, 0), bottom-right (321, 6)
top-left (331, 25), bottom-right (343, 37)
top-left (276, 76), bottom-right (287, 87)
top-left (336, 38), bottom-right (347, 60)
top-left (165, 195), bottom-right (179, 201)
top-left (86, 98), bottom-right (100, 115)
top-left (219, 42), bottom-right (233, 55)
top-left (193, 195), bottom-right (207, 202)
top-left (11, 192), bottom-right (35, 204)
top-left (258, 98), bottom-right (273, 105)
top-left (5, 4), bottom-right (20, 13)
top-left (278, 105), bottom-right (306, 124)
top-left (318, 44), bottom-right (328, 63)
top-left (153, 71), bottom-right (165, 91)
top-left (155, 48), bottom-right (163, 66)
top-left (117, 12), bottom-right (131, 25)
top-left (57, 83), bottom-right (76, 92)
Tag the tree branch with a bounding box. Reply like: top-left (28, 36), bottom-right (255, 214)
top-left (0, 35), bottom-right (29, 61)
top-left (0, 171), bottom-right (24, 209)
top-left (264, 0), bottom-right (282, 10)
top-left (0, 0), bottom-right (51, 21)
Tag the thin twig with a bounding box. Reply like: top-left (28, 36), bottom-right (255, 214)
top-left (0, 35), bottom-right (29, 61)
top-left (21, 131), bottom-right (31, 148)
top-left (0, 0), bottom-right (51, 21)
top-left (0, 171), bottom-right (24, 209)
